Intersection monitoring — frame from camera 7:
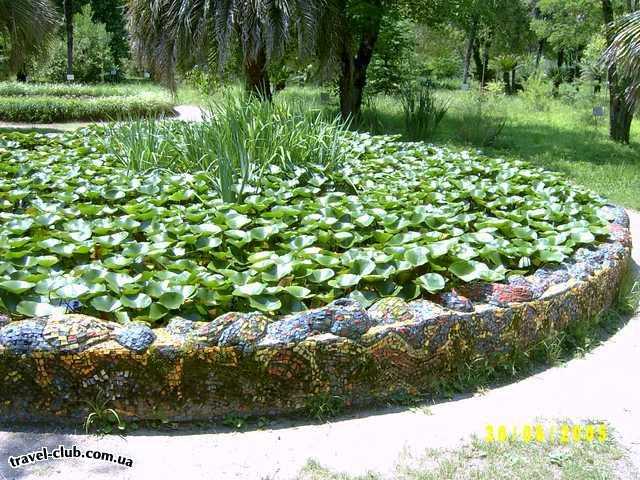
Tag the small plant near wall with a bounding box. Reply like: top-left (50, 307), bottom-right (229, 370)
top-left (83, 390), bottom-right (126, 435)
top-left (304, 393), bottom-right (345, 422)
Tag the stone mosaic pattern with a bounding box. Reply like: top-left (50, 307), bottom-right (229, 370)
top-left (0, 206), bottom-right (632, 422)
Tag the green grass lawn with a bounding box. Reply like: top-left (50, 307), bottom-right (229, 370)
top-left (297, 429), bottom-right (638, 480)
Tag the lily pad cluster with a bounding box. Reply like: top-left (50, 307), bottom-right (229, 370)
top-left (0, 129), bottom-right (610, 324)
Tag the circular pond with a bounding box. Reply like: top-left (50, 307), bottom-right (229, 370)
top-left (0, 128), bottom-right (632, 421)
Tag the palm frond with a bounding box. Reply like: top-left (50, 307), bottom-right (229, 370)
top-left (127, 0), bottom-right (328, 90)
top-left (0, 0), bottom-right (60, 72)
top-left (602, 10), bottom-right (640, 107)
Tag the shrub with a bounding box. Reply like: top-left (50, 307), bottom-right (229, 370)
top-left (0, 94), bottom-right (174, 123)
top-left (0, 82), bottom-right (137, 98)
top-left (558, 82), bottom-right (580, 105)
top-left (456, 92), bottom-right (507, 146)
top-left (182, 65), bottom-right (220, 96)
top-left (521, 74), bottom-right (554, 111)
top-left (581, 34), bottom-right (607, 84)
top-left (485, 81), bottom-right (506, 97)
top-left (29, 5), bottom-right (114, 83)
top-left (422, 55), bottom-right (461, 81)
top-left (365, 17), bottom-right (414, 96)
top-left (400, 84), bottom-right (449, 141)
top-left (0, 81), bottom-right (174, 122)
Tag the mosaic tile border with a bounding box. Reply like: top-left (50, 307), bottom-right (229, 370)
top-left (0, 206), bottom-right (632, 423)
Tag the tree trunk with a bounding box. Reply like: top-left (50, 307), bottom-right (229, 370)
top-left (553, 48), bottom-right (565, 90)
top-left (339, 49), bottom-right (355, 121)
top-left (535, 40), bottom-right (545, 69)
top-left (462, 18), bottom-right (478, 85)
top-left (64, 0), bottom-right (73, 79)
top-left (609, 91), bottom-right (633, 143)
top-left (557, 49), bottom-right (564, 69)
top-left (244, 48), bottom-right (272, 100)
top-left (472, 45), bottom-right (483, 82)
top-left (339, 21), bottom-right (381, 121)
top-left (480, 39), bottom-right (491, 88)
top-left (602, 0), bottom-right (634, 143)
top-left (503, 71), bottom-right (512, 95)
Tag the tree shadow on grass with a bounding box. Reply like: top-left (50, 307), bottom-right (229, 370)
top-left (355, 101), bottom-right (640, 171)
top-left (438, 111), bottom-right (638, 162)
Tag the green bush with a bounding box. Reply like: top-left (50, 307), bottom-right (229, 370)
top-left (0, 93), bottom-right (174, 123)
top-left (400, 84), bottom-right (449, 140)
top-left (521, 74), bottom-right (554, 112)
top-left (0, 82), bottom-right (138, 98)
top-left (182, 65), bottom-right (220, 96)
top-left (558, 82), bottom-right (580, 105)
top-left (366, 17), bottom-right (414, 96)
top-left (456, 92), bottom-right (507, 146)
top-left (29, 5), bottom-right (114, 83)
top-left (422, 55), bottom-right (461, 81)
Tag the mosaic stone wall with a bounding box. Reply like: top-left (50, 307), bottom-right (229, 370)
top-left (0, 206), bottom-right (632, 423)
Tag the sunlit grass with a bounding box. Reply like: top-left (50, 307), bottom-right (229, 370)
top-left (296, 426), bottom-right (638, 480)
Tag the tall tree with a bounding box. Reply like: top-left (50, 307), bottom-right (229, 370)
top-left (318, 0), bottom-right (386, 120)
top-left (54, 0), bottom-right (128, 66)
top-left (602, 0), bottom-right (638, 143)
top-left (320, 0), bottom-right (439, 120)
top-left (531, 0), bottom-right (602, 83)
top-left (424, 0), bottom-right (532, 88)
top-left (127, 0), bottom-right (321, 99)
top-left (0, 0), bottom-right (59, 73)
top-left (64, 0), bottom-right (73, 78)
top-left (91, 0), bottom-right (129, 64)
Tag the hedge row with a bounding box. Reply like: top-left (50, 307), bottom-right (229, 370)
top-left (0, 95), bottom-right (175, 123)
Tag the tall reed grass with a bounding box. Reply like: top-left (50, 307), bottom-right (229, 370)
top-left (103, 93), bottom-right (348, 203)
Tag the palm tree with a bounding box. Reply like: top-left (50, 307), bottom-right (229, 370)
top-left (601, 0), bottom-right (640, 143)
top-left (603, 8), bottom-right (640, 102)
top-left (0, 0), bottom-right (59, 74)
top-left (127, 0), bottom-right (322, 99)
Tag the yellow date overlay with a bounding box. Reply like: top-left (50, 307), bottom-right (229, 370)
top-left (485, 423), bottom-right (608, 444)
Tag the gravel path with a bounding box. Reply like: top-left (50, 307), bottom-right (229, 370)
top-left (0, 212), bottom-right (638, 480)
